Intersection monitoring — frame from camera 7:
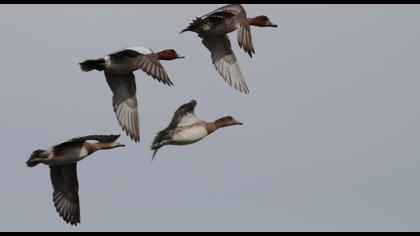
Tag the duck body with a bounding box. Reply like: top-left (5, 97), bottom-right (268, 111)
top-left (80, 47), bottom-right (155, 74)
top-left (103, 56), bottom-right (140, 74)
top-left (158, 122), bottom-right (211, 147)
top-left (37, 146), bottom-right (89, 166)
top-left (104, 47), bottom-right (155, 74)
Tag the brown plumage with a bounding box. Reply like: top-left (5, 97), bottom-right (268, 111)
top-left (150, 100), bottom-right (242, 161)
top-left (80, 47), bottom-right (184, 142)
top-left (26, 134), bottom-right (125, 226)
top-left (181, 4), bottom-right (277, 94)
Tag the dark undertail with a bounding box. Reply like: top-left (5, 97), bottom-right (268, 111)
top-left (151, 148), bottom-right (159, 162)
top-left (79, 58), bottom-right (106, 72)
top-left (150, 130), bottom-right (170, 162)
top-left (180, 17), bottom-right (206, 34)
top-left (26, 149), bottom-right (46, 167)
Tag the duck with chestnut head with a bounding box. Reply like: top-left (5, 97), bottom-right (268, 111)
top-left (79, 47), bottom-right (185, 142)
top-left (150, 100), bottom-right (243, 161)
top-left (181, 4), bottom-right (277, 94)
top-left (26, 135), bottom-right (125, 226)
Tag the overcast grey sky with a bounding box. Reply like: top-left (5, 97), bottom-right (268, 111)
top-left (1, 4), bottom-right (420, 232)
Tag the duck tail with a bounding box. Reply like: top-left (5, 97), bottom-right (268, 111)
top-left (79, 58), bottom-right (106, 72)
top-left (26, 149), bottom-right (46, 167)
top-left (180, 27), bottom-right (190, 34)
top-left (150, 128), bottom-right (171, 162)
top-left (151, 148), bottom-right (159, 163)
top-left (180, 17), bottom-right (204, 34)
top-left (150, 140), bottom-right (167, 163)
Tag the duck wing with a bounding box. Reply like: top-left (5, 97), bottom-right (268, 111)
top-left (168, 99), bottom-right (201, 128)
top-left (202, 35), bottom-right (249, 93)
top-left (202, 4), bottom-right (255, 57)
top-left (50, 164), bottom-right (80, 226)
top-left (134, 54), bottom-right (174, 86)
top-left (105, 72), bottom-right (139, 142)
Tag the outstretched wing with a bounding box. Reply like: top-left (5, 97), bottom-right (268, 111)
top-left (201, 4), bottom-right (243, 19)
top-left (50, 164), bottom-right (80, 226)
top-left (168, 100), bottom-right (201, 128)
top-left (202, 35), bottom-right (249, 94)
top-left (105, 72), bottom-right (140, 142)
top-left (134, 54), bottom-right (174, 86)
top-left (235, 6), bottom-right (255, 58)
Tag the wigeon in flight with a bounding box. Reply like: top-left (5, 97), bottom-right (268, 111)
top-left (181, 4), bottom-right (277, 94)
top-left (26, 135), bottom-right (125, 226)
top-left (79, 47), bottom-right (184, 142)
top-left (150, 100), bottom-right (242, 161)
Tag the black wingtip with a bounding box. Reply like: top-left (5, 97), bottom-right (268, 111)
top-left (189, 99), bottom-right (197, 106)
top-left (132, 136), bottom-right (140, 143)
top-left (123, 128), bottom-right (140, 143)
top-left (68, 221), bottom-right (79, 226)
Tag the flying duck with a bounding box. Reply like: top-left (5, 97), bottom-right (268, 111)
top-left (181, 4), bottom-right (277, 93)
top-left (79, 47), bottom-right (184, 142)
top-left (26, 135), bottom-right (125, 226)
top-left (150, 100), bottom-right (242, 161)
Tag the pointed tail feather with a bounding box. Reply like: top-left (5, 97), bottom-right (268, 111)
top-left (151, 148), bottom-right (159, 162)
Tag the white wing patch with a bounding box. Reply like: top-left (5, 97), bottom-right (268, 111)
top-left (78, 148), bottom-right (89, 159)
top-left (177, 112), bottom-right (202, 127)
top-left (127, 47), bottom-right (153, 55)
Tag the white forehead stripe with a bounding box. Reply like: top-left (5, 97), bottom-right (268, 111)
top-left (126, 47), bottom-right (153, 55)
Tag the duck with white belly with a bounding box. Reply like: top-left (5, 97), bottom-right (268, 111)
top-left (150, 100), bottom-right (242, 161)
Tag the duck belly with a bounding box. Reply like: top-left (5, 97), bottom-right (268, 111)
top-left (172, 126), bottom-right (208, 145)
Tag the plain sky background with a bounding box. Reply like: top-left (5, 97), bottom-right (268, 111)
top-left (1, 4), bottom-right (420, 232)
